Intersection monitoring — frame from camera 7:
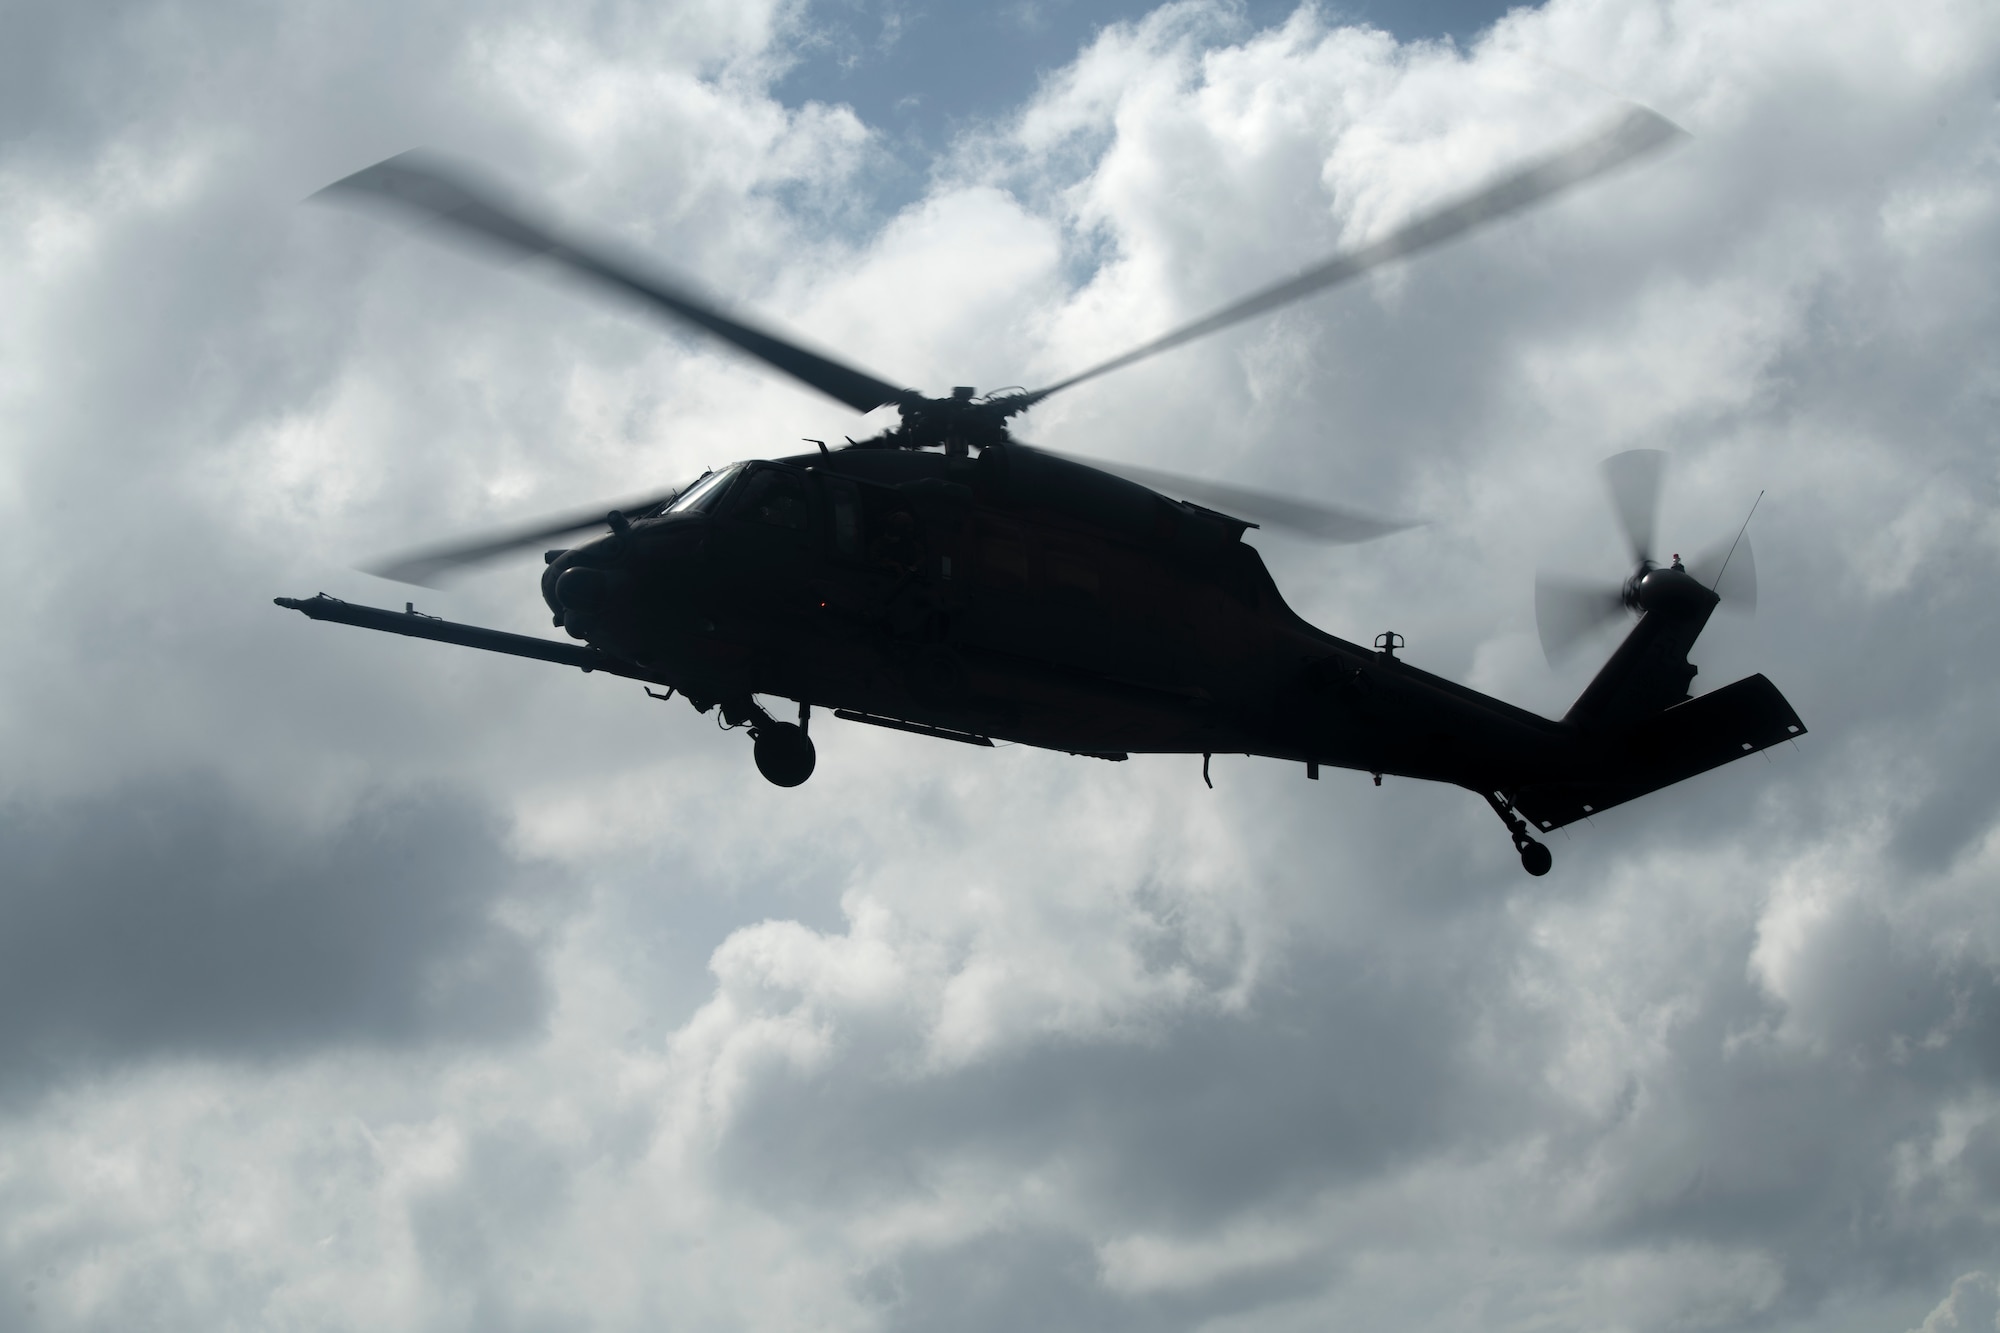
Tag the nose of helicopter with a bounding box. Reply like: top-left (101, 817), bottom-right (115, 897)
top-left (541, 539), bottom-right (625, 628)
top-left (554, 565), bottom-right (619, 612)
top-left (541, 515), bottom-right (705, 636)
top-left (540, 546), bottom-right (578, 618)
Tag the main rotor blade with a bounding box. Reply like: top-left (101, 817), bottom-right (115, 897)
top-left (1601, 448), bottom-right (1665, 567)
top-left (1042, 448), bottom-right (1417, 543)
top-left (1688, 531), bottom-right (1757, 612)
top-left (1535, 575), bottom-right (1626, 664)
top-left (1017, 105), bottom-right (1686, 407)
top-left (317, 153), bottom-right (909, 415)
top-left (364, 485), bottom-right (687, 586)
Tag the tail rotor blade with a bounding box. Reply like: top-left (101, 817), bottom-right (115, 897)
top-left (1689, 531), bottom-right (1757, 613)
top-left (1601, 449), bottom-right (1665, 566)
top-left (1720, 532), bottom-right (1757, 611)
top-left (1535, 575), bottom-right (1626, 664)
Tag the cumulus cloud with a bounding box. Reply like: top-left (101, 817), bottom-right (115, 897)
top-left (1915, 1273), bottom-right (2000, 1333)
top-left (1, 0), bottom-right (1998, 1328)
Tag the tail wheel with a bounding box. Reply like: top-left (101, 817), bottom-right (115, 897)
top-left (1485, 790), bottom-right (1553, 876)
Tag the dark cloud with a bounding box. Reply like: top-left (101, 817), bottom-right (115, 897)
top-left (1570, 928), bottom-right (2000, 1306)
top-left (0, 777), bottom-right (556, 1091)
top-left (710, 903), bottom-right (1538, 1218)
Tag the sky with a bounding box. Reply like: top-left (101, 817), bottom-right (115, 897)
top-left (1, 0), bottom-right (1997, 1330)
top-left (772, 0), bottom-right (1512, 162)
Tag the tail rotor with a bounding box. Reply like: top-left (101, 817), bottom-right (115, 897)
top-left (1534, 452), bottom-right (1757, 664)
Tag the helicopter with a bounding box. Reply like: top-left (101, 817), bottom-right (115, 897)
top-left (277, 105), bottom-right (1804, 876)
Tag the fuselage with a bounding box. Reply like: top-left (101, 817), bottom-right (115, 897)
top-left (541, 442), bottom-right (1583, 791)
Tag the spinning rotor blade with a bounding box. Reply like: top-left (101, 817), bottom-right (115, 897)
top-left (1689, 531), bottom-right (1757, 612)
top-left (318, 154), bottom-right (909, 415)
top-left (364, 485), bottom-right (688, 586)
top-left (1042, 448), bottom-right (1417, 543)
top-left (1017, 106), bottom-right (1686, 408)
top-left (1601, 448), bottom-right (1665, 567)
top-left (1534, 575), bottom-right (1627, 664)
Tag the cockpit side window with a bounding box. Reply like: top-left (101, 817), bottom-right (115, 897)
top-left (732, 467), bottom-right (812, 532)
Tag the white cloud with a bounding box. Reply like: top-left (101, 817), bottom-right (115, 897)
top-left (1914, 1271), bottom-right (2000, 1333)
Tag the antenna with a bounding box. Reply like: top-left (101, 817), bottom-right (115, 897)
top-left (1710, 490), bottom-right (1763, 591)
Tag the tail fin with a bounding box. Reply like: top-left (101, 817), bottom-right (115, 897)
top-left (1562, 569), bottom-right (1716, 732)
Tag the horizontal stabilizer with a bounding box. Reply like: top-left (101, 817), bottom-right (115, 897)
top-left (1513, 673), bottom-right (1805, 832)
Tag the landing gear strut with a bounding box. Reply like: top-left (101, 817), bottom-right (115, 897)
top-left (1484, 790), bottom-right (1551, 877)
top-left (733, 698), bottom-right (817, 787)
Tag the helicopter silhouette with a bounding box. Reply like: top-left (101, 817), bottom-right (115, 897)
top-left (277, 105), bottom-right (1803, 875)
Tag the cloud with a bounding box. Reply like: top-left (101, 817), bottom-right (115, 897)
top-left (1915, 1272), bottom-right (2000, 1333)
top-left (2, 0), bottom-right (1999, 1328)
top-left (0, 778), bottom-right (558, 1092)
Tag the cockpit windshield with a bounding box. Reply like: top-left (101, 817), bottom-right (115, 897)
top-left (666, 465), bottom-right (739, 514)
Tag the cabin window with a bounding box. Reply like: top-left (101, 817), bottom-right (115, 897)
top-left (825, 477), bottom-right (862, 557)
top-left (734, 468), bottom-right (812, 531)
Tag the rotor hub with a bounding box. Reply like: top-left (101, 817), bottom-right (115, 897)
top-left (1634, 566), bottom-right (1716, 617)
top-left (884, 387), bottom-right (1037, 455)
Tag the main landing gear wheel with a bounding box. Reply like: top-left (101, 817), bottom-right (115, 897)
top-left (1518, 839), bottom-right (1552, 877)
top-left (753, 721), bottom-right (816, 787)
